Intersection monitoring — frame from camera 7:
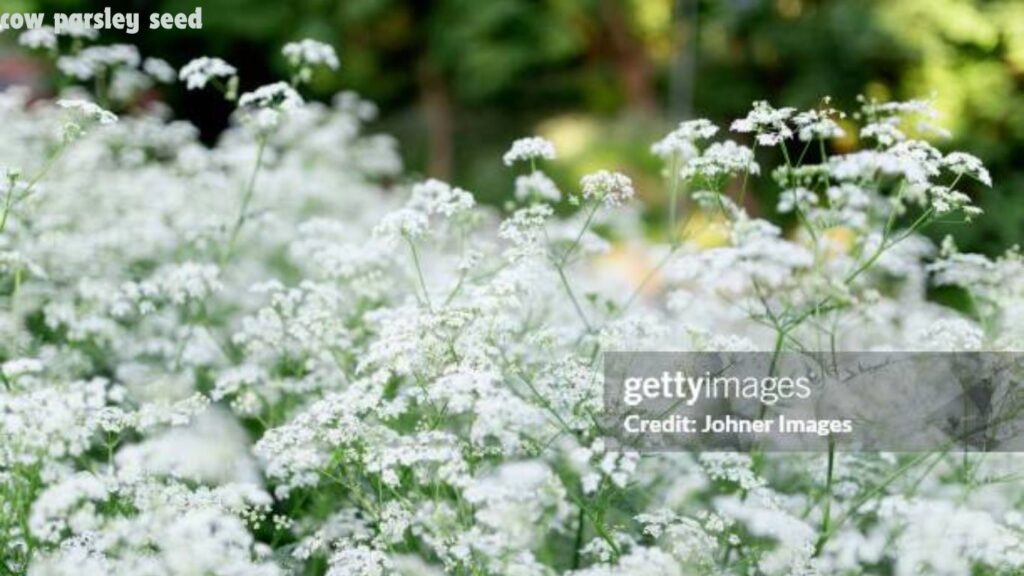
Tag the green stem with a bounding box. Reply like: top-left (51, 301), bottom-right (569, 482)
top-left (668, 154), bottom-right (681, 245)
top-left (814, 439), bottom-right (836, 555)
top-left (780, 141), bottom-right (793, 168)
top-left (222, 137), bottom-right (268, 265)
top-left (560, 201), bottom-right (602, 267)
top-left (0, 185), bottom-right (14, 235)
top-left (12, 267), bottom-right (22, 305)
top-left (555, 262), bottom-right (592, 331)
top-left (739, 143), bottom-right (758, 206)
top-left (816, 452), bottom-right (935, 549)
top-left (845, 208), bottom-right (933, 285)
top-left (406, 236), bottom-right (433, 311)
top-left (618, 245), bottom-right (679, 315)
top-left (795, 139), bottom-right (813, 165)
top-left (443, 270), bottom-right (467, 307)
top-left (571, 506), bottom-right (586, 569)
top-left (0, 145), bottom-right (66, 235)
top-left (819, 138), bottom-right (831, 187)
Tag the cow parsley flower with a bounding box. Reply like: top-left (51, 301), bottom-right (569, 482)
top-left (829, 141), bottom-right (942, 186)
top-left (777, 187), bottom-right (819, 213)
top-left (283, 39), bottom-right (340, 70)
top-left (462, 461), bottom-right (569, 552)
top-left (731, 100), bottom-right (796, 146)
top-left (0, 378), bottom-right (118, 467)
top-left (503, 136), bottom-right (556, 166)
top-left (823, 183), bottom-right (872, 229)
top-left (373, 208), bottom-right (428, 243)
top-left (407, 179), bottom-right (475, 218)
top-left (860, 95), bottom-right (937, 119)
top-left (651, 119), bottom-right (719, 160)
top-left (514, 171), bottom-right (561, 203)
top-left (917, 318), bottom-right (984, 351)
top-left (672, 118), bottom-right (719, 141)
top-left (857, 96), bottom-right (943, 147)
top-left (792, 105), bottom-right (846, 141)
top-left (942, 152), bottom-right (992, 186)
top-left (132, 393), bottom-right (213, 432)
top-left (56, 44), bottom-right (140, 81)
top-left (929, 185), bottom-right (980, 218)
top-left (237, 82), bottom-right (304, 131)
top-left (861, 118), bottom-right (906, 147)
top-left (238, 81), bottom-right (304, 110)
top-left (680, 140), bottom-right (759, 182)
top-left (699, 453), bottom-right (768, 492)
top-left (18, 27), bottom-right (57, 51)
top-left (143, 58), bottom-right (177, 83)
top-left (499, 204), bottom-right (553, 258)
top-left (1, 357), bottom-right (43, 380)
top-left (57, 99), bottom-right (117, 122)
top-left (233, 281), bottom-right (353, 373)
top-left (579, 170), bottom-right (634, 207)
top-left (151, 262), bottom-right (222, 306)
top-left (179, 56), bottom-right (238, 90)
top-left (651, 134), bottom-right (697, 162)
top-left (635, 510), bottom-right (722, 568)
top-left (326, 546), bottom-right (392, 576)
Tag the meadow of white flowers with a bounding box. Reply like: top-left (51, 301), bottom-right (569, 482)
top-left (1, 29), bottom-right (1023, 576)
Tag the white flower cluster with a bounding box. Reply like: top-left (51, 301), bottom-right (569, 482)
top-left (515, 171), bottom-right (562, 203)
top-left (373, 178), bottom-right (474, 245)
top-left (680, 140), bottom-right (759, 181)
top-left (37, 40), bottom-right (174, 108)
top-left (56, 44), bottom-right (140, 80)
top-left (943, 151), bottom-right (992, 186)
top-left (0, 35), bottom-right (1019, 576)
top-left (793, 103), bottom-right (846, 142)
top-left (650, 119), bottom-right (718, 160)
top-left (237, 82), bottom-right (304, 132)
top-left (731, 100), bottom-right (796, 146)
top-left (143, 58), bottom-right (177, 83)
top-left (179, 56), bottom-right (237, 90)
top-left (56, 99), bottom-right (118, 125)
top-left (503, 136), bottom-right (557, 166)
top-left (283, 39), bottom-right (340, 70)
top-left (18, 27), bottom-right (58, 51)
top-left (580, 170), bottom-right (635, 207)
top-left (52, 98), bottom-right (118, 143)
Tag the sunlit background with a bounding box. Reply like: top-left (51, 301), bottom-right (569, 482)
top-left (2, 0), bottom-right (1022, 255)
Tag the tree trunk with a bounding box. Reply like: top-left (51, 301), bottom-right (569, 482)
top-left (601, 0), bottom-right (657, 114)
top-left (418, 62), bottom-right (454, 180)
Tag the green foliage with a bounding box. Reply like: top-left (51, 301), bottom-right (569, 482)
top-left (21, 0), bottom-right (1024, 254)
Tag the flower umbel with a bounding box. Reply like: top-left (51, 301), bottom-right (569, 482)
top-left (503, 136), bottom-right (557, 166)
top-left (579, 170), bottom-right (635, 207)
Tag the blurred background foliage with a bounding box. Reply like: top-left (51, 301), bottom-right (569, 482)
top-left (4, 0), bottom-right (1023, 255)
